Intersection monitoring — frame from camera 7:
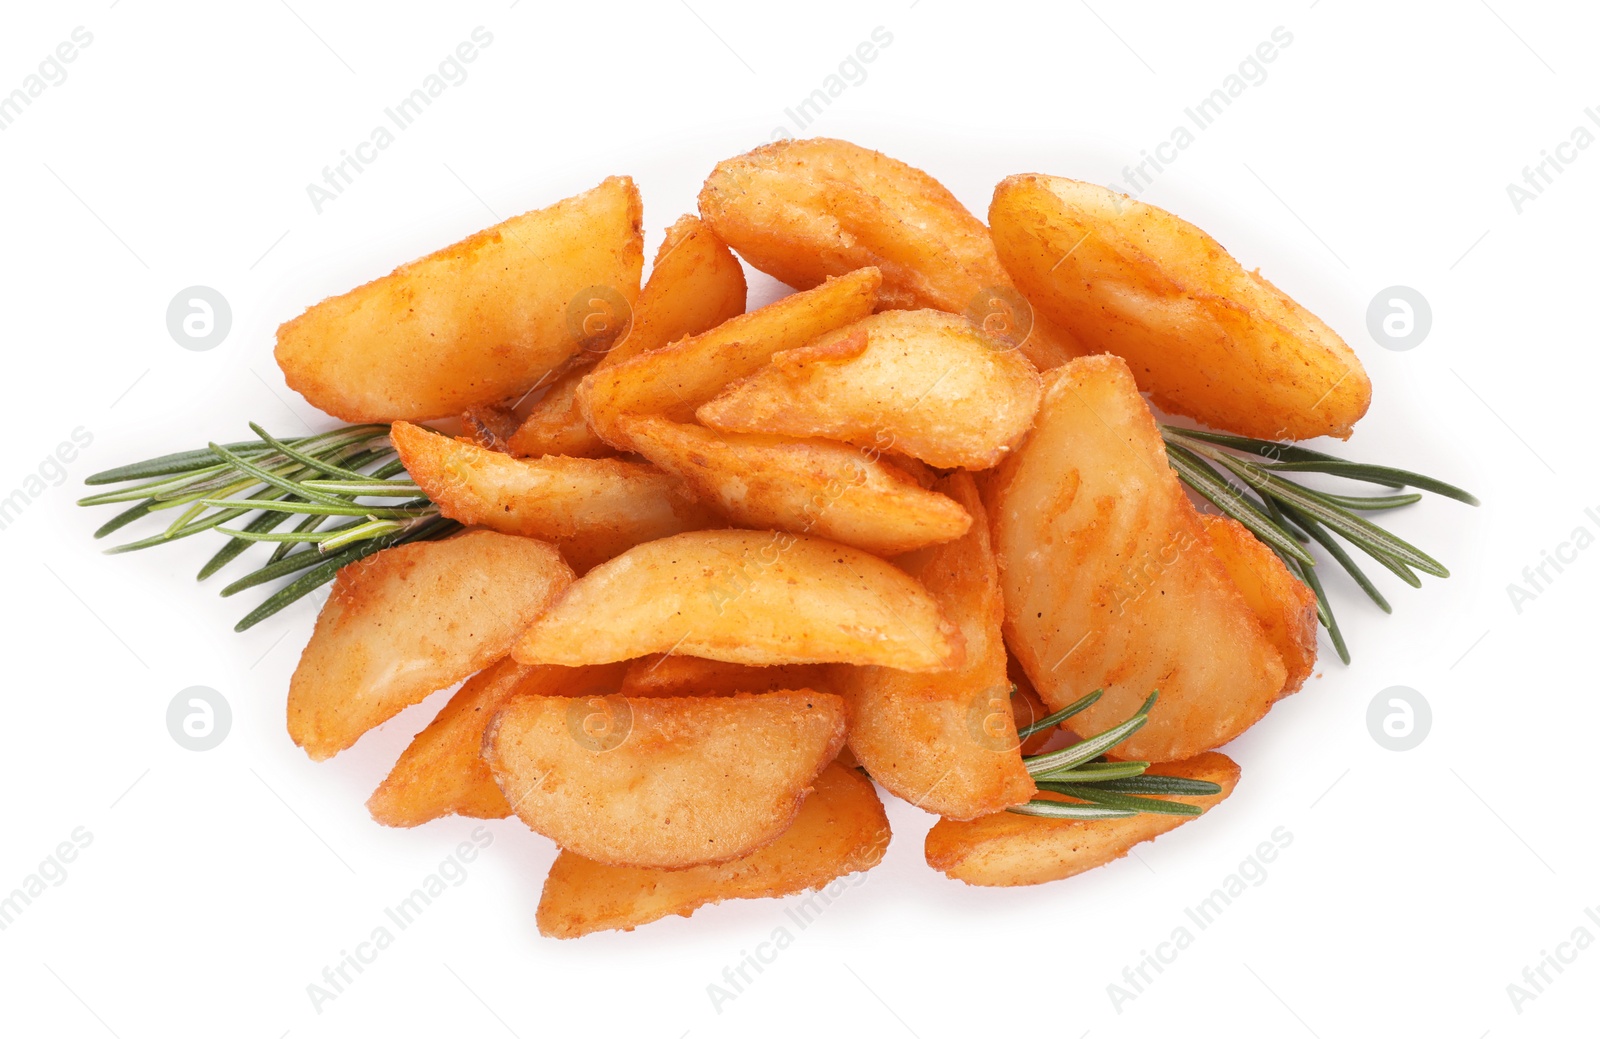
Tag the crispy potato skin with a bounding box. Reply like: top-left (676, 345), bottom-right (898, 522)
top-left (620, 416), bottom-right (972, 557)
top-left (834, 472), bottom-right (1034, 820)
top-left (925, 753), bottom-right (1240, 886)
top-left (619, 656), bottom-right (830, 698)
top-left (484, 692), bottom-right (847, 869)
top-left (287, 531), bottom-right (574, 761)
top-left (990, 355), bottom-right (1286, 762)
top-left (536, 763), bottom-right (889, 937)
top-left (390, 421), bottom-right (715, 571)
top-left (509, 215), bottom-right (747, 459)
top-left (367, 659), bottom-right (626, 827)
top-left (580, 268), bottom-right (881, 449)
top-left (696, 310), bottom-right (1042, 470)
top-left (512, 529), bottom-right (963, 672)
top-left (698, 138), bottom-right (1084, 371)
top-left (1200, 515), bottom-right (1319, 696)
top-left (989, 174), bottom-right (1371, 439)
top-left (276, 177), bottom-right (643, 422)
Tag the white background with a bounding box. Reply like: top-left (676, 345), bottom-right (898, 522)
top-left (1, 1), bottom-right (1595, 1036)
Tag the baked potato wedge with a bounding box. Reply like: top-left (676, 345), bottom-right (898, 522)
top-left (536, 763), bottom-right (888, 937)
top-left (287, 531), bottom-right (574, 761)
top-left (512, 529), bottom-right (963, 672)
top-left (276, 176), bottom-right (643, 422)
top-left (834, 472), bottom-right (1034, 820)
top-left (990, 355), bottom-right (1286, 762)
top-left (698, 138), bottom-right (1083, 370)
top-left (580, 268), bottom-right (881, 449)
top-left (989, 174), bottom-right (1370, 439)
top-left (389, 421), bottom-right (714, 570)
top-left (619, 416), bottom-right (971, 557)
top-left (483, 691), bottom-right (846, 868)
top-left (1200, 514), bottom-right (1318, 696)
top-left (367, 659), bottom-right (625, 827)
top-left (925, 752), bottom-right (1240, 886)
top-left (509, 214), bottom-right (747, 459)
top-left (618, 655), bottom-right (830, 698)
top-left (696, 309), bottom-right (1042, 470)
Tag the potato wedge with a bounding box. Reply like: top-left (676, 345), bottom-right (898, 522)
top-left (512, 529), bottom-right (962, 672)
top-left (287, 531), bottom-right (574, 761)
top-left (925, 753), bottom-right (1239, 886)
top-left (390, 421), bottom-right (714, 570)
top-left (696, 310), bottom-right (1042, 470)
top-left (367, 659), bottom-right (625, 827)
top-left (835, 472), bottom-right (1033, 820)
top-left (698, 138), bottom-right (1083, 371)
top-left (620, 416), bottom-right (971, 557)
top-left (509, 214), bottom-right (747, 459)
top-left (990, 355), bottom-right (1286, 762)
top-left (1201, 515), bottom-right (1318, 696)
top-left (484, 691), bottom-right (846, 868)
top-left (1009, 662), bottom-right (1054, 756)
top-left (619, 655), bottom-right (830, 698)
top-left (989, 174), bottom-right (1371, 439)
top-left (580, 268), bottom-right (880, 449)
top-left (276, 176), bottom-right (643, 422)
top-left (537, 763), bottom-right (888, 937)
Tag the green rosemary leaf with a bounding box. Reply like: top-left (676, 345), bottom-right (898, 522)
top-left (77, 463), bottom-right (237, 506)
top-left (91, 500), bottom-right (154, 539)
top-left (1024, 703), bottom-right (1153, 777)
top-left (1293, 542), bottom-right (1349, 664)
top-left (1263, 460), bottom-right (1480, 506)
top-left (270, 512), bottom-right (332, 564)
top-left (206, 443), bottom-right (352, 508)
top-left (317, 519), bottom-right (406, 550)
top-left (197, 498), bottom-right (298, 580)
top-left (1006, 800), bottom-right (1139, 820)
top-left (298, 480), bottom-right (423, 497)
top-left (1164, 444), bottom-right (1315, 565)
top-left (1313, 491), bottom-right (1423, 512)
top-left (1035, 782), bottom-right (1204, 817)
top-left (247, 422), bottom-right (387, 481)
top-left (1279, 505), bottom-right (1392, 613)
top-left (1086, 775), bottom-right (1224, 796)
top-left (200, 497), bottom-right (430, 519)
top-left (1015, 689), bottom-right (1103, 739)
top-left (103, 504), bottom-right (253, 554)
top-left (1160, 428), bottom-right (1387, 474)
top-left (369, 458), bottom-right (408, 480)
top-left (82, 440), bottom-right (273, 485)
top-left (1030, 760), bottom-right (1150, 783)
top-left (220, 528), bottom-right (370, 596)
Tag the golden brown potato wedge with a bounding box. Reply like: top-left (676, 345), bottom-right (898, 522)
top-left (483, 691), bottom-right (846, 868)
top-left (925, 753), bottom-right (1240, 886)
top-left (580, 268), bottom-right (880, 449)
top-left (389, 421), bottom-right (714, 570)
top-left (512, 529), bottom-right (962, 672)
top-left (509, 214), bottom-right (747, 459)
top-left (834, 472), bottom-right (1033, 820)
top-left (990, 355), bottom-right (1286, 762)
top-left (696, 310), bottom-right (1042, 470)
top-left (989, 174), bottom-right (1371, 439)
top-left (1200, 515), bottom-right (1318, 696)
top-left (367, 659), bottom-right (625, 827)
top-left (536, 763), bottom-right (889, 937)
top-left (287, 531), bottom-right (573, 761)
top-left (1009, 663), bottom-right (1054, 757)
top-left (698, 138), bottom-right (1083, 370)
top-left (618, 655), bottom-right (830, 698)
top-left (276, 176), bottom-right (643, 422)
top-left (620, 416), bottom-right (971, 557)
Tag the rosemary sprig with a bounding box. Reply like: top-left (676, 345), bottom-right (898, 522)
top-left (78, 422), bottom-right (1475, 647)
top-left (1159, 425), bottom-right (1476, 663)
top-left (77, 424), bottom-right (452, 631)
top-left (1008, 691), bottom-right (1223, 819)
